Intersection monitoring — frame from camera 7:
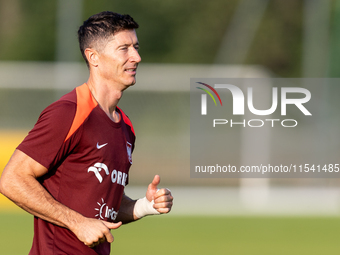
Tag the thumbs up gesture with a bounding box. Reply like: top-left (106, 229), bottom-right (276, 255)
top-left (146, 175), bottom-right (173, 214)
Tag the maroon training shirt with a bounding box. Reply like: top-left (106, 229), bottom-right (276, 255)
top-left (17, 83), bottom-right (135, 255)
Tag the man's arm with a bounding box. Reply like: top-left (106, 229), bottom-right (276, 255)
top-left (116, 175), bottom-right (173, 224)
top-left (115, 194), bottom-right (136, 223)
top-left (0, 149), bottom-right (121, 248)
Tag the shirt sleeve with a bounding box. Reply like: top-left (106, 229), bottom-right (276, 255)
top-left (17, 100), bottom-right (77, 170)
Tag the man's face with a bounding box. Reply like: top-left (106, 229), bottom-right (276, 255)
top-left (96, 29), bottom-right (141, 89)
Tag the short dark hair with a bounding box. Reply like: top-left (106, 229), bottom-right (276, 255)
top-left (78, 11), bottom-right (139, 67)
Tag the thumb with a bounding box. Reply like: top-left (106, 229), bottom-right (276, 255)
top-left (100, 221), bottom-right (122, 243)
top-left (149, 175), bottom-right (160, 190)
top-left (146, 175), bottom-right (160, 201)
top-left (102, 221), bottom-right (122, 230)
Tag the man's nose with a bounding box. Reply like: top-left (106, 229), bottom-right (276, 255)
top-left (131, 48), bottom-right (141, 63)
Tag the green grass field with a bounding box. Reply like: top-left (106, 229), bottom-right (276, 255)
top-left (1, 213), bottom-right (340, 255)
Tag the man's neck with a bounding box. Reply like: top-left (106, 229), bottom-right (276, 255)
top-left (86, 77), bottom-right (124, 123)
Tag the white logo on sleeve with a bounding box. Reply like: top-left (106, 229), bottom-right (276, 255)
top-left (97, 142), bottom-right (108, 149)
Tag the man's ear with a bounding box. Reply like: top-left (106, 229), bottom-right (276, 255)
top-left (84, 48), bottom-right (99, 67)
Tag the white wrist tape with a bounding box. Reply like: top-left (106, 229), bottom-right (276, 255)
top-left (133, 197), bottom-right (160, 219)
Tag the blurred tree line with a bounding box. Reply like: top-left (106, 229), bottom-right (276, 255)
top-left (0, 0), bottom-right (338, 77)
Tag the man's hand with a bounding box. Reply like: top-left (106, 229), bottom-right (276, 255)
top-left (71, 218), bottom-right (122, 248)
top-left (146, 175), bottom-right (173, 214)
top-left (130, 175), bottom-right (174, 220)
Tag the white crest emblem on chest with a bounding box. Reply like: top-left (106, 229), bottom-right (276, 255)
top-left (126, 141), bottom-right (132, 164)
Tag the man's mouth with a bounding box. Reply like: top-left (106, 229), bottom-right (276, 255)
top-left (125, 68), bottom-right (137, 74)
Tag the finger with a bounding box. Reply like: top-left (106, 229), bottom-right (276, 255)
top-left (153, 188), bottom-right (171, 200)
top-left (102, 230), bottom-right (114, 244)
top-left (102, 221), bottom-right (122, 230)
top-left (154, 204), bottom-right (172, 214)
top-left (154, 194), bottom-right (173, 204)
top-left (149, 175), bottom-right (160, 190)
top-left (153, 201), bottom-right (173, 211)
top-left (86, 243), bottom-right (93, 248)
top-left (85, 240), bottom-right (100, 248)
top-left (98, 237), bottom-right (107, 244)
top-left (88, 239), bottom-right (102, 248)
top-left (157, 207), bottom-right (171, 213)
top-left (100, 221), bottom-right (122, 243)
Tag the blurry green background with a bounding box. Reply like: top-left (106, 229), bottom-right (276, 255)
top-left (2, 0), bottom-right (340, 77)
top-left (1, 0), bottom-right (340, 254)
